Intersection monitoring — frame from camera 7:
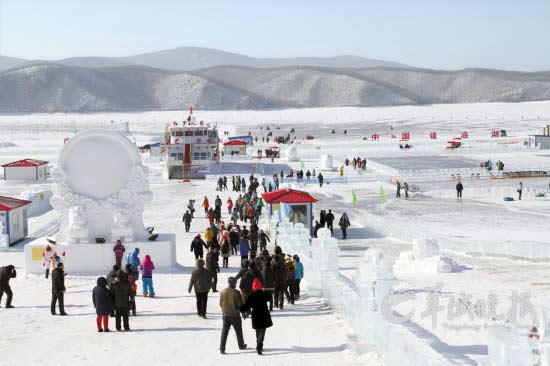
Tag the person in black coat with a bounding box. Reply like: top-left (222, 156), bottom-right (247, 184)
top-left (325, 210), bottom-right (335, 234)
top-left (249, 224), bottom-right (259, 252)
top-left (190, 234), bottom-right (207, 260)
top-left (182, 210), bottom-right (192, 232)
top-left (240, 279), bottom-right (273, 355)
top-left (229, 230), bottom-right (240, 256)
top-left (110, 270), bottom-right (132, 331)
top-left (260, 261), bottom-right (275, 311)
top-left (206, 247), bottom-right (220, 292)
top-left (0, 265), bottom-right (17, 308)
top-left (92, 277), bottom-right (113, 332)
top-left (51, 262), bottom-right (67, 315)
top-left (272, 256), bottom-right (288, 310)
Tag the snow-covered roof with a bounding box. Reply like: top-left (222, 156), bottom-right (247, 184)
top-left (0, 196), bottom-right (32, 211)
top-left (223, 140), bottom-right (247, 146)
top-left (262, 189), bottom-right (318, 204)
top-left (1, 159), bottom-right (49, 168)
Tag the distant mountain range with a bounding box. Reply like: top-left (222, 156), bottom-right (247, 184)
top-left (0, 47), bottom-right (549, 113)
top-left (0, 46), bottom-right (407, 72)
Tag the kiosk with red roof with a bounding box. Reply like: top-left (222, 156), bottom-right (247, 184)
top-left (262, 189), bottom-right (318, 235)
top-left (2, 159), bottom-right (49, 181)
top-left (0, 196), bottom-right (31, 247)
top-left (223, 140), bottom-right (248, 156)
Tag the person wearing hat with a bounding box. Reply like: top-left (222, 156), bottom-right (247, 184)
top-left (110, 270), bottom-right (132, 331)
top-left (240, 278), bottom-right (273, 355)
top-left (219, 277), bottom-right (247, 354)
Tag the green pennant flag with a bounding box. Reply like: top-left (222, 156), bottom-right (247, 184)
top-left (301, 161), bottom-right (305, 169)
top-left (379, 186), bottom-right (387, 203)
top-left (352, 190), bottom-right (359, 204)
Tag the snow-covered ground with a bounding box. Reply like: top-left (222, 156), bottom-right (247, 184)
top-left (1, 101), bottom-right (550, 366)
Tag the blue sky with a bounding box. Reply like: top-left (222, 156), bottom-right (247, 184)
top-left (0, 0), bottom-right (548, 70)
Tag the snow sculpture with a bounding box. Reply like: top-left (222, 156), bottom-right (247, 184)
top-left (285, 145), bottom-right (299, 162)
top-left (50, 129), bottom-right (153, 243)
top-left (394, 238), bottom-right (458, 274)
top-left (319, 154), bottom-right (335, 171)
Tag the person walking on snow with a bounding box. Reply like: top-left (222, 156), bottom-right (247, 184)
top-left (113, 240), bottom-right (125, 268)
top-left (189, 259), bottom-right (212, 318)
top-left (125, 264), bottom-right (137, 316)
top-left (339, 212), bottom-right (351, 239)
top-left (517, 182), bottom-right (523, 200)
top-left (0, 265), bottom-right (17, 308)
top-left (317, 172), bottom-right (324, 187)
top-left (206, 247), bottom-right (220, 292)
top-left (403, 182), bottom-right (409, 199)
top-left (227, 198), bottom-right (234, 214)
top-left (219, 277), bottom-right (247, 354)
top-left (140, 255), bottom-right (155, 297)
top-left (191, 234), bottom-right (207, 260)
top-left (203, 196), bottom-right (210, 216)
top-left (183, 210), bottom-right (192, 232)
top-left (240, 279), bottom-right (273, 355)
top-left (239, 237), bottom-right (250, 261)
top-left (293, 255), bottom-right (304, 300)
top-left (456, 181), bottom-right (464, 199)
top-left (92, 277), bottom-right (113, 332)
top-left (325, 210), bottom-right (335, 234)
top-left (396, 181), bottom-right (401, 198)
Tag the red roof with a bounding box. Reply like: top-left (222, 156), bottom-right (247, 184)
top-left (0, 196), bottom-right (32, 211)
top-left (2, 159), bottom-right (49, 168)
top-left (223, 140), bottom-right (247, 146)
top-left (262, 189), bottom-right (318, 204)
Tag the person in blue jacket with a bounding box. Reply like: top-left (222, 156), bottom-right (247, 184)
top-left (239, 238), bottom-right (250, 261)
top-left (126, 248), bottom-right (141, 281)
top-left (293, 255), bottom-right (304, 300)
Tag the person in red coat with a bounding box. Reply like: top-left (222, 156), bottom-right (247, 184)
top-left (240, 278), bottom-right (273, 355)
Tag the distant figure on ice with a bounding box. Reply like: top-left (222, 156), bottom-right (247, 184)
top-left (183, 210), bottom-right (192, 232)
top-left (219, 277), bottom-right (247, 354)
top-left (113, 240), bottom-right (126, 268)
top-left (189, 259), bottom-right (212, 319)
top-left (293, 255), bottom-right (304, 300)
top-left (273, 256), bottom-right (288, 310)
top-left (0, 265), bottom-right (16, 308)
top-left (125, 264), bottom-right (137, 316)
top-left (240, 279), bottom-right (273, 355)
top-left (396, 181), bottom-right (401, 198)
top-left (403, 182), bottom-right (409, 199)
top-left (92, 277), bottom-right (113, 332)
top-left (110, 270), bottom-right (132, 331)
top-left (339, 166), bottom-right (344, 176)
top-left (203, 196), bottom-right (210, 216)
top-left (239, 237), bottom-right (250, 261)
top-left (51, 262), bottom-right (67, 316)
top-left (456, 181), bottom-right (464, 199)
top-left (517, 182), bottom-right (523, 200)
top-left (339, 212), bottom-right (351, 239)
top-left (140, 255), bottom-right (156, 298)
top-left (325, 210), bottom-right (335, 234)
top-left (318, 172), bottom-right (324, 187)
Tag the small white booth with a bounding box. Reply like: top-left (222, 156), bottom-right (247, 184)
top-left (2, 159), bottom-right (49, 182)
top-left (0, 196), bottom-right (31, 247)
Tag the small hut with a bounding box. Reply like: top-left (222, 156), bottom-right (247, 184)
top-left (262, 189), bottom-right (317, 235)
top-left (2, 159), bottom-right (49, 181)
top-left (0, 195), bottom-right (31, 246)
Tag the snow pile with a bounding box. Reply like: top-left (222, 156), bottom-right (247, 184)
top-left (319, 153), bottom-right (336, 171)
top-left (394, 237), bottom-right (459, 274)
top-left (285, 145), bottom-right (299, 161)
top-left (19, 189), bottom-right (53, 217)
top-left (50, 130), bottom-right (153, 243)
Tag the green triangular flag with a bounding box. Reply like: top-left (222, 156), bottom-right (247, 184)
top-left (352, 190), bottom-right (359, 204)
top-left (379, 186), bottom-right (387, 203)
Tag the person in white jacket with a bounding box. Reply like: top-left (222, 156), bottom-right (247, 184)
top-left (43, 245), bottom-right (56, 279)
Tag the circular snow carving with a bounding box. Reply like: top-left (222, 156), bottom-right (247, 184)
top-left (58, 130), bottom-right (140, 200)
